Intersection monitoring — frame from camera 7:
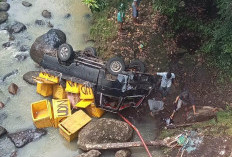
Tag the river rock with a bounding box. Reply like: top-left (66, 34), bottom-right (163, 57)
top-left (10, 151), bottom-right (17, 157)
top-left (15, 53), bottom-right (28, 61)
top-left (0, 113), bottom-right (7, 124)
top-left (42, 10), bottom-right (51, 18)
top-left (64, 13), bottom-right (71, 19)
top-left (115, 149), bottom-right (131, 157)
top-left (23, 71), bottom-right (40, 85)
top-left (8, 83), bottom-right (18, 95)
top-left (0, 136), bottom-right (16, 157)
top-left (47, 21), bottom-right (53, 28)
top-left (22, 1), bottom-right (32, 7)
top-left (77, 150), bottom-right (101, 157)
top-left (77, 118), bottom-right (134, 151)
top-left (19, 45), bottom-right (29, 52)
top-left (35, 19), bottom-right (45, 26)
top-left (10, 22), bottom-right (27, 33)
top-left (9, 34), bottom-right (15, 41)
top-left (2, 41), bottom-right (11, 48)
top-left (0, 2), bottom-right (10, 11)
top-left (0, 126), bottom-right (7, 137)
top-left (84, 13), bottom-right (91, 20)
top-left (0, 11), bottom-right (8, 24)
top-left (30, 29), bottom-right (66, 64)
top-left (0, 102), bottom-right (5, 109)
top-left (7, 129), bottom-right (47, 148)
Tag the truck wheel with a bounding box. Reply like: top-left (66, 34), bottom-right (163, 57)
top-left (129, 60), bottom-right (145, 73)
top-left (106, 57), bottom-right (125, 75)
top-left (58, 43), bottom-right (74, 62)
top-left (83, 47), bottom-right (97, 57)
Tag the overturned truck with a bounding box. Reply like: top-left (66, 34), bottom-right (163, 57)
top-left (40, 44), bottom-right (156, 112)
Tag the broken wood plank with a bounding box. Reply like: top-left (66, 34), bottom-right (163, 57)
top-left (81, 140), bottom-right (171, 151)
top-left (166, 123), bottom-right (194, 129)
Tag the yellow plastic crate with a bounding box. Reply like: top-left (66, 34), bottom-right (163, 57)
top-left (53, 84), bottom-right (67, 99)
top-left (75, 99), bottom-right (94, 108)
top-left (59, 110), bottom-right (91, 142)
top-left (52, 99), bottom-right (71, 128)
top-left (85, 103), bottom-right (105, 118)
top-left (31, 100), bottom-right (53, 128)
top-left (80, 85), bottom-right (94, 100)
top-left (39, 72), bottom-right (59, 83)
top-left (36, 83), bottom-right (53, 97)
top-left (65, 81), bottom-right (80, 94)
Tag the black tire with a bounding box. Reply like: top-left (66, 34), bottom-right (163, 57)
top-left (106, 57), bottom-right (125, 75)
top-left (57, 43), bottom-right (74, 62)
top-left (129, 60), bottom-right (145, 73)
top-left (83, 47), bottom-right (97, 57)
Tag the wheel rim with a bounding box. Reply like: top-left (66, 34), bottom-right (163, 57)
top-left (60, 47), bottom-right (69, 59)
top-left (110, 61), bottom-right (122, 73)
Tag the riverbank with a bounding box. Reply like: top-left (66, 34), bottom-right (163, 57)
top-left (89, 0), bottom-right (232, 156)
top-left (90, 0), bottom-right (232, 110)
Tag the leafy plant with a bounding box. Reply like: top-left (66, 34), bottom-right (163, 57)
top-left (82, 0), bottom-right (106, 12)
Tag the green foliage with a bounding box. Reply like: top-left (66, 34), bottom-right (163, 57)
top-left (90, 10), bottom-right (117, 43)
top-left (82, 0), bottom-right (131, 12)
top-left (153, 0), bottom-right (181, 16)
top-left (82, 0), bottom-right (107, 12)
top-left (153, 0), bottom-right (232, 74)
top-left (202, 0), bottom-right (232, 71)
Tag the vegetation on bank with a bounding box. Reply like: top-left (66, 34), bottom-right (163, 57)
top-left (153, 0), bottom-right (232, 76)
top-left (83, 0), bottom-right (232, 78)
top-left (82, 0), bottom-right (130, 57)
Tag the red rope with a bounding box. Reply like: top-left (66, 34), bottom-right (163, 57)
top-left (118, 113), bottom-right (153, 157)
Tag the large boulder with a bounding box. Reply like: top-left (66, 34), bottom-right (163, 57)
top-left (7, 129), bottom-right (46, 148)
top-left (0, 2), bottom-right (10, 11)
top-left (23, 71), bottom-right (40, 85)
top-left (0, 11), bottom-right (8, 24)
top-left (186, 106), bottom-right (221, 123)
top-left (77, 150), bottom-right (101, 157)
top-left (10, 22), bottom-right (27, 33)
top-left (30, 29), bottom-right (66, 64)
top-left (77, 118), bottom-right (134, 151)
top-left (173, 106), bottom-right (221, 124)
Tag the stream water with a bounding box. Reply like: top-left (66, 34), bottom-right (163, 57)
top-left (0, 0), bottom-right (163, 157)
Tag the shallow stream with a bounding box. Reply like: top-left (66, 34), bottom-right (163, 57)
top-left (0, 0), bottom-right (163, 156)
